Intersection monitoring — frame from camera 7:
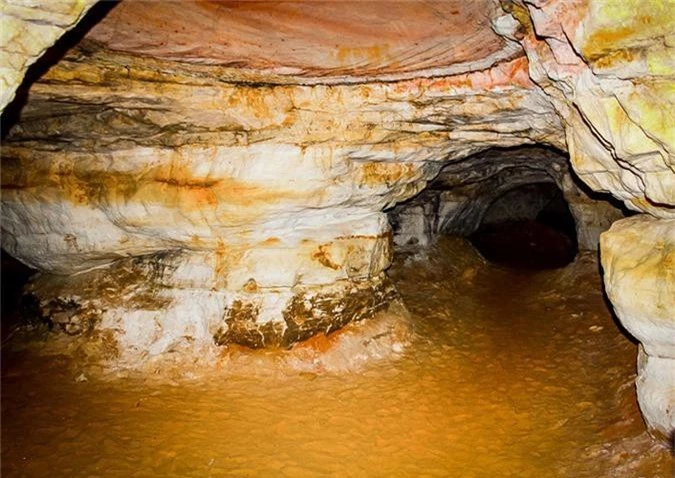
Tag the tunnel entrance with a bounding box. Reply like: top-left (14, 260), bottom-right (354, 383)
top-left (469, 183), bottom-right (578, 269)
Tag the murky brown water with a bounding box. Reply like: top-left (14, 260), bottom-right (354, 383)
top-left (2, 238), bottom-right (672, 477)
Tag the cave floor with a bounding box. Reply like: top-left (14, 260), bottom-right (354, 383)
top-left (1, 238), bottom-right (672, 477)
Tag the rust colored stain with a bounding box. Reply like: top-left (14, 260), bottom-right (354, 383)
top-left (242, 278), bottom-right (259, 293)
top-left (2, 158), bottom-right (302, 215)
top-left (591, 48), bottom-right (638, 69)
top-left (260, 237), bottom-right (281, 246)
top-left (336, 44), bottom-right (390, 66)
top-left (389, 57), bottom-right (534, 98)
top-left (583, 15), bottom-right (659, 61)
top-left (359, 162), bottom-right (417, 187)
top-left (311, 244), bottom-right (341, 270)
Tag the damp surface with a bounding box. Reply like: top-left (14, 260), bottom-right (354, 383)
top-left (1, 238), bottom-right (672, 477)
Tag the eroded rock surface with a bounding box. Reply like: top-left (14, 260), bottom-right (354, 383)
top-left (388, 146), bottom-right (624, 250)
top-left (83, 0), bottom-right (521, 83)
top-left (1, 1), bottom-right (564, 358)
top-left (601, 216), bottom-right (675, 440)
top-left (498, 0), bottom-right (674, 217)
top-left (0, 0), bottom-right (96, 110)
top-left (0, 4), bottom-right (673, 440)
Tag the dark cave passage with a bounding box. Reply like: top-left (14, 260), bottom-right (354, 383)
top-left (469, 183), bottom-right (578, 270)
top-left (1, 250), bottom-right (36, 340)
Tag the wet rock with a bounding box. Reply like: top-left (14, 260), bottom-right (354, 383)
top-left (501, 0), bottom-right (675, 217)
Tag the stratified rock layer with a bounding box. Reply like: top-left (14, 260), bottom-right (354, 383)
top-left (1, 0), bottom-right (563, 358)
top-left (499, 0), bottom-right (674, 217)
top-left (83, 0), bottom-right (521, 83)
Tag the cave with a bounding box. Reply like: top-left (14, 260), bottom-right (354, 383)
top-left (1, 1), bottom-right (673, 476)
top-left (469, 182), bottom-right (579, 269)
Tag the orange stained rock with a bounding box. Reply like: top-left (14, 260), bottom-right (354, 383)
top-left (358, 162), bottom-right (418, 188)
top-left (2, 158), bottom-right (305, 215)
top-left (311, 244), bottom-right (342, 271)
top-left (85, 0), bottom-right (511, 79)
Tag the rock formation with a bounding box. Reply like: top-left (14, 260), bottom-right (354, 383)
top-left (0, 0), bottom-right (672, 441)
top-left (0, 0), bottom-right (96, 110)
top-left (388, 146), bottom-right (624, 250)
top-left (500, 0), bottom-right (674, 443)
top-left (1, 0), bottom-right (563, 357)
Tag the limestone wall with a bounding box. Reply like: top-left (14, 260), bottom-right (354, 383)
top-left (0, 0), bottom-right (96, 111)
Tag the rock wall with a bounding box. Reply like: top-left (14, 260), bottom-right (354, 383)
top-left (601, 216), bottom-right (675, 441)
top-left (0, 0), bottom-right (673, 441)
top-left (498, 0), bottom-right (674, 441)
top-left (0, 0), bottom-right (96, 111)
top-left (1, 1), bottom-right (563, 358)
top-left (496, 0), bottom-right (674, 217)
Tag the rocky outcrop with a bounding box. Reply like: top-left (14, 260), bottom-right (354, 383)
top-left (497, 0), bottom-right (674, 217)
top-left (0, 0), bottom-right (96, 111)
top-left (601, 216), bottom-right (675, 441)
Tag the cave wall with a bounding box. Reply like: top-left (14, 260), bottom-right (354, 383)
top-left (1, 1), bottom-right (565, 358)
top-left (0, 0), bottom-right (673, 439)
top-left (388, 146), bottom-right (624, 250)
top-left (498, 0), bottom-right (674, 440)
top-left (0, 0), bottom-right (96, 111)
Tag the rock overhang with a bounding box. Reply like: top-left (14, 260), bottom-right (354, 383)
top-left (82, 0), bottom-right (522, 84)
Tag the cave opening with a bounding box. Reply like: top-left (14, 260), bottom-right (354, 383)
top-left (387, 146), bottom-right (595, 271)
top-left (469, 182), bottom-right (578, 269)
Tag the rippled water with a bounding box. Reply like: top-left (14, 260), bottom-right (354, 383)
top-left (2, 238), bottom-right (672, 477)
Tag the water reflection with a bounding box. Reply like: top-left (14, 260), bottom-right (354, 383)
top-left (2, 238), bottom-right (671, 477)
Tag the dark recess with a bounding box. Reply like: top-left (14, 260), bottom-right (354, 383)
top-left (470, 183), bottom-right (579, 269)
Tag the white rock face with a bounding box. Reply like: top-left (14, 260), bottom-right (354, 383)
top-left (0, 0), bottom-right (96, 110)
top-left (601, 216), bottom-right (675, 439)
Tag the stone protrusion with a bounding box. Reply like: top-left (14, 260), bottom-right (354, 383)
top-left (0, 0), bottom-right (96, 111)
top-left (601, 216), bottom-right (675, 441)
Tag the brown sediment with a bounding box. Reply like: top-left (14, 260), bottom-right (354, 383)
top-left (1, 237), bottom-right (670, 476)
top-left (212, 276), bottom-right (397, 349)
top-left (280, 277), bottom-right (398, 348)
top-left (311, 244), bottom-right (341, 270)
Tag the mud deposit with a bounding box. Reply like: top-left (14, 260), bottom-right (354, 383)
top-left (2, 238), bottom-right (672, 477)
